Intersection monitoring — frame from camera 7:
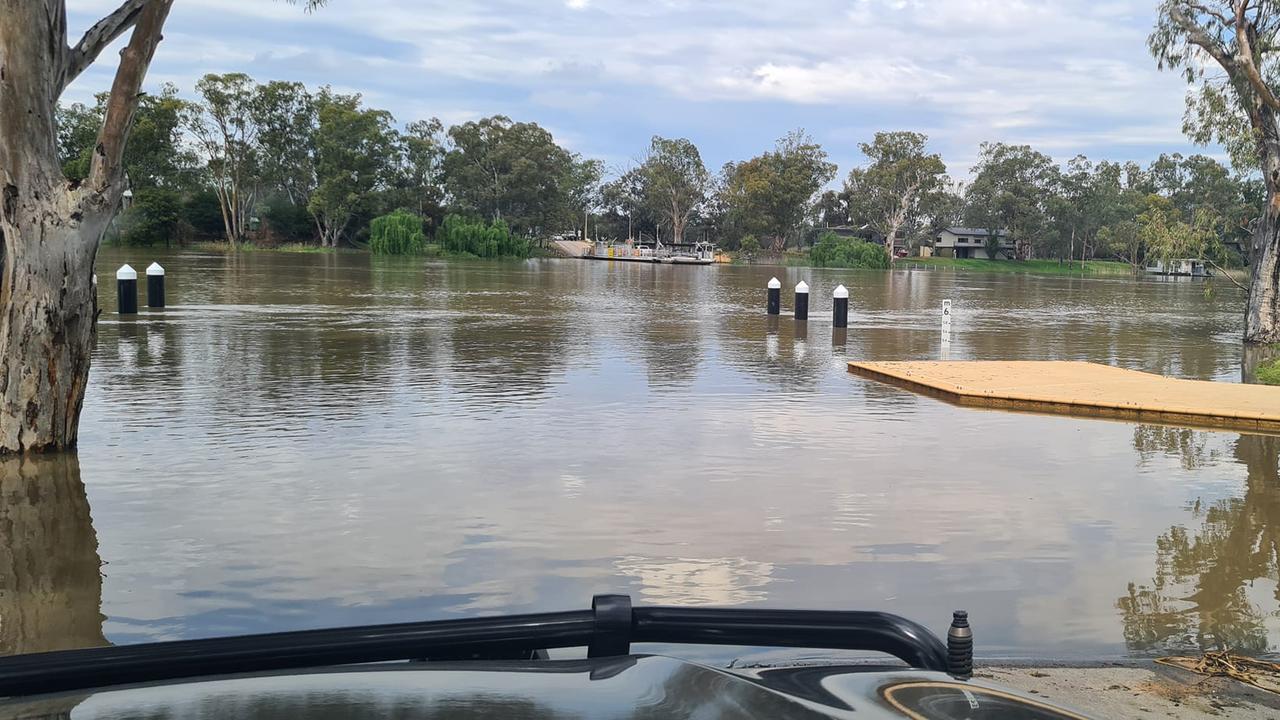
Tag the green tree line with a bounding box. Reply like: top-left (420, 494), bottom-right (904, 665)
top-left (59, 75), bottom-right (1263, 269)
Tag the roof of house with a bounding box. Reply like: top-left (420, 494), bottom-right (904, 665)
top-left (941, 227), bottom-right (1008, 237)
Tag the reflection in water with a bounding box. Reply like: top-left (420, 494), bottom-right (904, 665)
top-left (1133, 426), bottom-right (1222, 471)
top-left (1119, 433), bottom-right (1280, 655)
top-left (1243, 343), bottom-right (1280, 384)
top-left (70, 248), bottom-right (1275, 659)
top-left (614, 556), bottom-right (774, 605)
top-left (0, 454), bottom-right (106, 655)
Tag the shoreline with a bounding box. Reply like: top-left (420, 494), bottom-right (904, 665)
top-left (981, 663), bottom-right (1280, 718)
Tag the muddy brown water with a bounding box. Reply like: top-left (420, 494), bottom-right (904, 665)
top-left (1, 247), bottom-right (1276, 662)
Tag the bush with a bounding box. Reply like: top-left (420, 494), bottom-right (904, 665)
top-left (182, 191), bottom-right (226, 239)
top-left (370, 209), bottom-right (426, 255)
top-left (1259, 358), bottom-right (1280, 386)
top-left (261, 197), bottom-right (315, 243)
top-left (809, 232), bottom-right (890, 269)
top-left (119, 188), bottom-right (182, 246)
top-left (739, 234), bottom-right (760, 260)
top-left (436, 214), bottom-right (530, 258)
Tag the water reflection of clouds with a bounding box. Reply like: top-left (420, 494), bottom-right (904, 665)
top-left (614, 556), bottom-right (774, 605)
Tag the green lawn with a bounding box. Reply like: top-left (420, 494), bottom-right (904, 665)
top-left (906, 257), bottom-right (1136, 276)
top-left (187, 241), bottom-right (358, 254)
top-left (731, 251), bottom-right (1140, 276)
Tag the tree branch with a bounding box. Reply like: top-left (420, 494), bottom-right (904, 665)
top-left (1205, 256), bottom-right (1250, 290)
top-left (1189, 1), bottom-right (1232, 27)
top-left (1171, 5), bottom-right (1239, 75)
top-left (62, 0), bottom-right (148, 92)
top-left (87, 0), bottom-right (174, 195)
top-left (1234, 0), bottom-right (1280, 109)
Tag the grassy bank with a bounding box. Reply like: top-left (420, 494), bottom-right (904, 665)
top-left (171, 241), bottom-right (556, 259)
top-left (909, 257), bottom-right (1137, 275)
top-left (1259, 358), bottom-right (1280, 385)
top-left (186, 241), bottom-right (359, 254)
top-left (730, 251), bottom-right (1140, 276)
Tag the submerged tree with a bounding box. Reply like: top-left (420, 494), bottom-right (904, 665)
top-left (0, 0), bottom-right (175, 454)
top-left (1151, 0), bottom-right (1280, 342)
top-left (0, 0), bottom-right (319, 454)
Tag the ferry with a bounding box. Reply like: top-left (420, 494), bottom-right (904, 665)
top-left (582, 238), bottom-right (716, 265)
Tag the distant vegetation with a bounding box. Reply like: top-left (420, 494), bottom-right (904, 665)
top-left (809, 234), bottom-right (891, 269)
top-left (437, 215), bottom-right (530, 259)
top-left (58, 74), bottom-right (1260, 271)
top-left (370, 210), bottom-right (425, 255)
top-left (912, 257), bottom-right (1135, 276)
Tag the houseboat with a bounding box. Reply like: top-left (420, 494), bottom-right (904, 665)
top-left (1145, 258), bottom-right (1211, 277)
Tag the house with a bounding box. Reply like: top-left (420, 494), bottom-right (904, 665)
top-left (934, 227), bottom-right (1013, 259)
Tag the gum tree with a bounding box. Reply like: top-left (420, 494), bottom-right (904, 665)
top-left (638, 136), bottom-right (709, 245)
top-left (308, 89), bottom-right (399, 247)
top-left (963, 142), bottom-right (1057, 260)
top-left (844, 131), bottom-right (948, 260)
top-left (721, 130), bottom-right (836, 251)
top-left (1152, 0), bottom-right (1280, 342)
top-left (0, 0), bottom-right (316, 454)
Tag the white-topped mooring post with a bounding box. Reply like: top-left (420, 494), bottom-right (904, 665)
top-left (146, 262), bottom-right (165, 308)
top-left (766, 277), bottom-right (781, 315)
top-left (833, 284), bottom-right (848, 328)
top-left (116, 264), bottom-right (137, 314)
top-left (794, 280), bottom-right (809, 321)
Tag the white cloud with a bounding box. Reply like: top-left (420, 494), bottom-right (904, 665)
top-left (64, 0), bottom-right (1207, 176)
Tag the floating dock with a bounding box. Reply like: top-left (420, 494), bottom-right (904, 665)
top-left (847, 361), bottom-right (1280, 433)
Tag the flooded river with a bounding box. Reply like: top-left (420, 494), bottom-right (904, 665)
top-left (1, 247), bottom-right (1275, 661)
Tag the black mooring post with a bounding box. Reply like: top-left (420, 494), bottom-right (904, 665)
top-left (947, 610), bottom-right (972, 679)
top-left (794, 281), bottom-right (809, 321)
top-left (146, 262), bottom-right (165, 308)
top-left (767, 277), bottom-right (781, 315)
top-left (116, 264), bottom-right (137, 315)
top-left (833, 284), bottom-right (848, 328)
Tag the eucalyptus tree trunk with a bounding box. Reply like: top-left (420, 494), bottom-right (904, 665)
top-left (1246, 114), bottom-right (1280, 343)
top-left (0, 0), bottom-right (172, 454)
top-left (1247, 203), bottom-right (1280, 343)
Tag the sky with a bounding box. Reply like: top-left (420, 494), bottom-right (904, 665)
top-left (65, 0), bottom-right (1211, 182)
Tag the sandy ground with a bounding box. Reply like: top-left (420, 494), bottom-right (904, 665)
top-left (983, 664), bottom-right (1280, 718)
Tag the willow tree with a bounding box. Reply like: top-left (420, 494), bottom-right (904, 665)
top-left (0, 1), bottom-right (316, 454)
top-left (1152, 1), bottom-right (1280, 343)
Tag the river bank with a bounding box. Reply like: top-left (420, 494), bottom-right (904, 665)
top-left (908, 257), bottom-right (1135, 275)
top-left (985, 663), bottom-right (1280, 718)
top-left (158, 241), bottom-right (561, 259)
top-left (731, 251), bottom-right (1236, 278)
